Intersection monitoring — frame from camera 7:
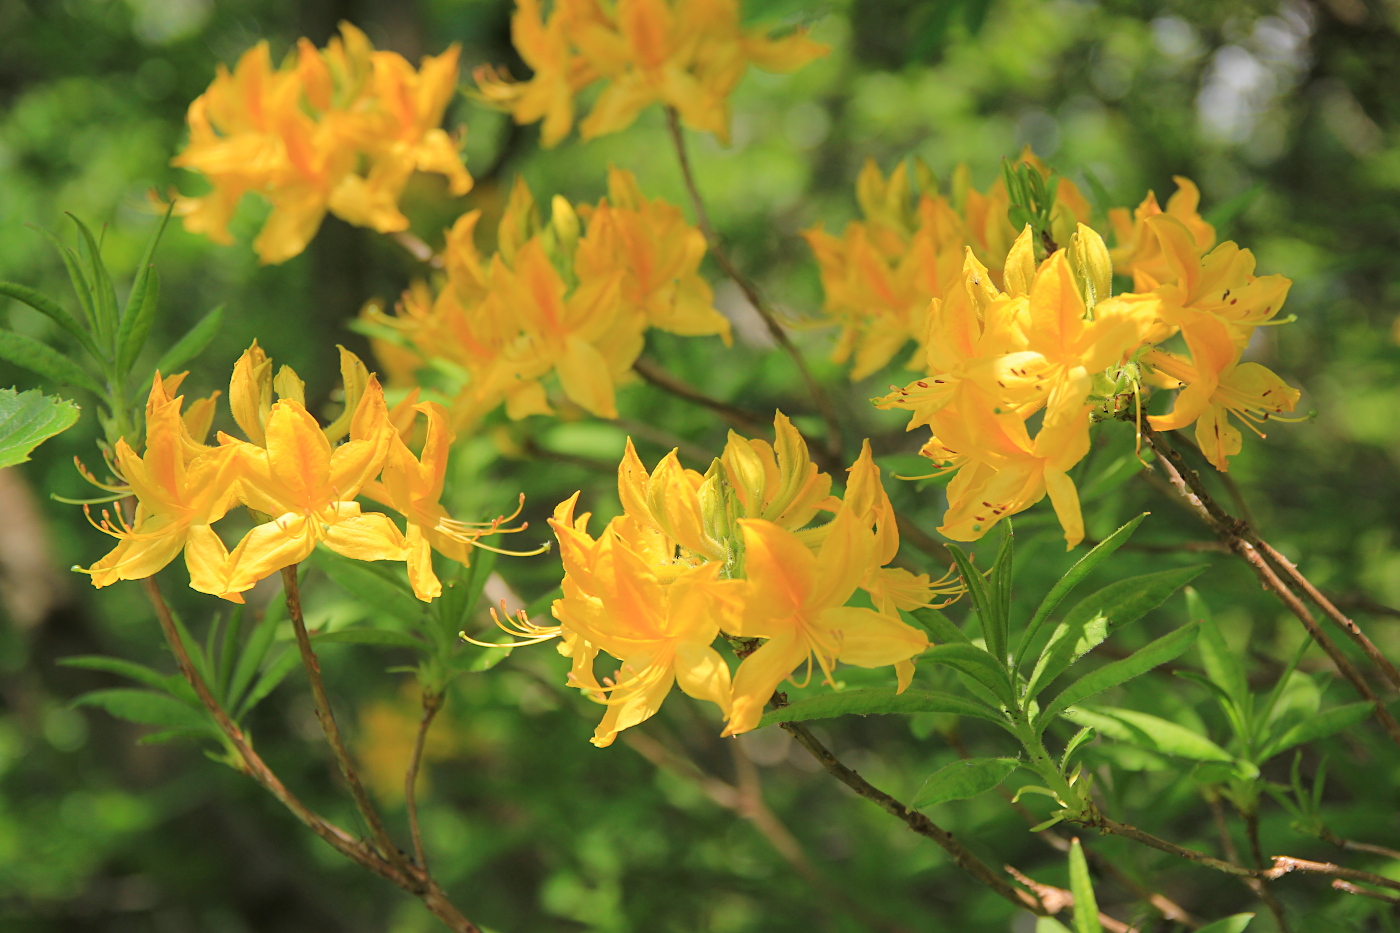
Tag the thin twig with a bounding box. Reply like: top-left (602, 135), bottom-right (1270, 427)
top-left (663, 106), bottom-right (843, 464)
top-left (1078, 812), bottom-right (1261, 878)
top-left (140, 576), bottom-right (481, 933)
top-left (779, 721), bottom-right (1047, 915)
top-left (630, 358), bottom-right (769, 432)
top-left (1266, 856), bottom-right (1400, 893)
top-left (1321, 829), bottom-right (1400, 862)
top-left (406, 690), bottom-right (446, 873)
top-left (281, 566), bottom-right (413, 881)
top-left (391, 230), bottom-right (443, 268)
top-left (1330, 879), bottom-right (1400, 905)
top-left (1139, 426), bottom-right (1400, 749)
top-left (1003, 864), bottom-right (1137, 933)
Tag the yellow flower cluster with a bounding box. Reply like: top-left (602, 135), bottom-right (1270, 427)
top-left (367, 168), bottom-right (731, 425)
top-left (862, 172), bottom-right (1300, 548)
top-left (172, 23), bottom-right (472, 265)
top-left (81, 344), bottom-right (522, 602)
top-left (509, 413), bottom-right (958, 747)
top-left (474, 0), bottom-right (828, 146)
top-left (804, 150), bottom-right (1094, 381)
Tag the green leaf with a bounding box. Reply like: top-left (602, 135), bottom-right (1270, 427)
top-left (989, 524), bottom-right (1015, 662)
top-left (226, 603), bottom-right (281, 711)
top-left (116, 265), bottom-right (159, 374)
top-left (73, 688), bottom-right (215, 736)
top-left (1036, 919), bottom-right (1074, 933)
top-left (1025, 565), bottom-right (1206, 701)
top-left (1191, 588), bottom-right (1249, 714)
top-left (59, 655), bottom-right (180, 695)
top-left (1061, 725), bottom-right (1096, 772)
top-left (0, 388), bottom-right (80, 469)
top-left (911, 757), bottom-right (1018, 808)
top-left (0, 281), bottom-right (99, 360)
top-left (67, 215), bottom-right (118, 347)
top-left (0, 330), bottom-right (103, 395)
top-left (1015, 513), bottom-right (1147, 668)
top-left (122, 204), bottom-right (172, 321)
top-left (454, 642), bottom-right (515, 673)
top-left (315, 548), bottom-right (423, 627)
top-left (1068, 838), bottom-right (1101, 933)
top-left (757, 688), bottom-right (1007, 729)
top-left (1258, 702), bottom-right (1372, 762)
top-left (1036, 624), bottom-right (1199, 733)
top-left (151, 304), bottom-right (223, 378)
top-left (216, 605), bottom-right (243, 700)
top-left (33, 227), bottom-right (97, 333)
top-left (908, 605), bottom-right (970, 644)
top-left (1061, 706), bottom-right (1232, 761)
top-left (946, 544), bottom-right (999, 657)
top-left (314, 629), bottom-right (429, 651)
top-left (1196, 914), bottom-right (1254, 933)
top-left (924, 643), bottom-right (1013, 706)
top-left (235, 647), bottom-right (302, 721)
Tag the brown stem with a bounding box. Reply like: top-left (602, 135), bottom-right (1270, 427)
top-left (1139, 426), bottom-right (1400, 748)
top-left (779, 721), bottom-right (1046, 915)
top-left (1078, 812), bottom-right (1261, 878)
top-left (1003, 864), bottom-right (1138, 933)
top-left (1330, 880), bottom-right (1400, 905)
top-left (140, 577), bottom-right (483, 933)
top-left (663, 106), bottom-right (844, 464)
top-left (1321, 829), bottom-right (1400, 862)
top-left (391, 230), bottom-right (443, 268)
top-left (407, 690), bottom-right (446, 873)
top-left (281, 566), bottom-right (412, 881)
top-left (1265, 856), bottom-right (1400, 893)
top-left (631, 357), bottom-right (769, 433)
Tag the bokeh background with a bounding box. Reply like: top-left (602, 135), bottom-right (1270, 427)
top-left (2, 0), bottom-right (1400, 930)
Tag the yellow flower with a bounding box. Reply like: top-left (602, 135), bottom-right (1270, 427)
top-left (222, 377), bottom-right (406, 598)
top-left (723, 508), bottom-right (928, 736)
top-left (173, 23), bottom-right (472, 264)
top-left (1108, 176), bottom-right (1216, 283)
top-left (81, 381), bottom-right (243, 597)
top-left (719, 411), bottom-right (837, 534)
top-left (545, 489), bottom-right (741, 746)
top-left (366, 399), bottom-right (528, 601)
top-left (476, 0), bottom-right (827, 146)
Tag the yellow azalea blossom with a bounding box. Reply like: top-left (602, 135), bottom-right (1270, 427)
top-left (843, 441), bottom-right (961, 614)
top-left (477, 0), bottom-right (827, 146)
top-left (575, 167), bottom-right (731, 342)
top-left (720, 411), bottom-right (839, 538)
top-left (724, 508), bottom-right (929, 736)
top-left (81, 382), bottom-right (243, 597)
top-left (173, 23), bottom-right (472, 264)
top-left (617, 438), bottom-right (725, 564)
top-left (1108, 176), bottom-right (1216, 283)
top-left (366, 399), bottom-right (529, 601)
top-left (221, 377), bottom-right (405, 598)
top-left (1145, 335), bottom-right (1302, 472)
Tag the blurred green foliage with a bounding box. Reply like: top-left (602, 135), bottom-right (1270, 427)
top-left (2, 0), bottom-right (1400, 931)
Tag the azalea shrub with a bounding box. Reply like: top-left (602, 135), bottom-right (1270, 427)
top-left (3, 2), bottom-right (1399, 932)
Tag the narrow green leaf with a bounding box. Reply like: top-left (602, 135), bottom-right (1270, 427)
top-left (123, 204), bottom-right (172, 321)
top-left (454, 642), bottom-right (515, 673)
top-left (0, 281), bottom-right (99, 359)
top-left (1036, 918), bottom-right (1074, 933)
top-left (316, 548), bottom-right (423, 627)
top-left (989, 524), bottom-right (1015, 662)
top-left (0, 330), bottom-right (103, 395)
top-left (1061, 706), bottom-right (1232, 761)
top-left (58, 655), bottom-right (175, 694)
top-left (67, 215), bottom-right (118, 347)
top-left (1025, 565), bottom-right (1206, 701)
top-left (216, 605), bottom-right (243, 700)
top-left (757, 687), bottom-right (1007, 729)
top-left (116, 266), bottom-right (159, 374)
top-left (1190, 587), bottom-right (1249, 713)
top-left (1037, 624), bottom-right (1199, 732)
top-left (235, 646), bottom-right (302, 721)
top-left (1196, 914), bottom-right (1254, 933)
top-left (1015, 513), bottom-right (1148, 668)
top-left (1258, 702), bottom-right (1372, 762)
top-left (0, 388), bottom-right (80, 469)
top-left (33, 227), bottom-right (97, 332)
top-left (314, 629), bottom-right (429, 651)
top-left (73, 688), bottom-right (214, 735)
top-left (924, 643), bottom-right (1013, 706)
top-left (227, 603), bottom-right (282, 711)
top-left (908, 605), bottom-right (971, 644)
top-left (911, 757), bottom-right (1018, 809)
top-left (1068, 838), bottom-right (1102, 933)
top-left (151, 304), bottom-right (223, 378)
top-left (946, 544), bottom-right (998, 654)
top-left (1061, 725), bottom-right (1096, 772)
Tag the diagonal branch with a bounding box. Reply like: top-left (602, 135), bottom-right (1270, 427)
top-left (1138, 425), bottom-right (1400, 749)
top-left (406, 689), bottom-right (446, 873)
top-left (664, 107), bottom-right (844, 464)
top-left (281, 566), bottom-right (414, 881)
